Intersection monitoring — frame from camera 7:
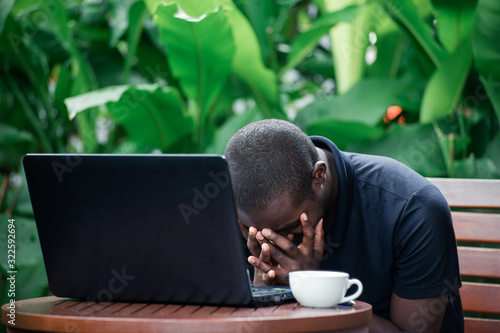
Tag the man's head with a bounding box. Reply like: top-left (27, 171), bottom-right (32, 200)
top-left (225, 119), bottom-right (318, 215)
top-left (224, 119), bottom-right (335, 242)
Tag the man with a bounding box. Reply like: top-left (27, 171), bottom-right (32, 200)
top-left (224, 119), bottom-right (463, 332)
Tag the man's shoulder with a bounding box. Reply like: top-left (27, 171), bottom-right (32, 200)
top-left (343, 152), bottom-right (448, 209)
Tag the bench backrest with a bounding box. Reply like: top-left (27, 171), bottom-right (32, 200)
top-left (428, 178), bottom-right (500, 333)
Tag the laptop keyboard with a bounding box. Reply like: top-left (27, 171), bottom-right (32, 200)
top-left (252, 286), bottom-right (291, 296)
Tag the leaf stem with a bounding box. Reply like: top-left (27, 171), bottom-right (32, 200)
top-left (123, 4), bottom-right (148, 83)
top-left (5, 181), bottom-right (22, 217)
top-left (6, 73), bottom-right (54, 152)
top-left (0, 174), bottom-right (9, 211)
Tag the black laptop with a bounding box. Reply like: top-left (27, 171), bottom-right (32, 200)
top-left (23, 154), bottom-right (294, 306)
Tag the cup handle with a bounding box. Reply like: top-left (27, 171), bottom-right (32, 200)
top-left (339, 278), bottom-right (363, 304)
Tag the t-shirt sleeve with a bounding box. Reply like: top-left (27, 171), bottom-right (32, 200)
top-left (392, 184), bottom-right (462, 299)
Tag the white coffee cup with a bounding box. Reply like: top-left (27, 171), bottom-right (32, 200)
top-left (289, 270), bottom-right (363, 308)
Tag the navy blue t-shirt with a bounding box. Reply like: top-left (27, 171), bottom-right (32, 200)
top-left (311, 136), bottom-right (464, 332)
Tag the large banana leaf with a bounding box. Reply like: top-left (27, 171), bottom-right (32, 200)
top-left (420, 38), bottom-right (472, 123)
top-left (144, 0), bottom-right (218, 18)
top-left (365, 7), bottom-right (405, 79)
top-left (307, 120), bottom-right (384, 150)
top-left (0, 124), bottom-right (35, 172)
top-left (33, 0), bottom-right (99, 152)
top-left (0, 0), bottom-right (14, 35)
top-left (295, 75), bottom-right (424, 129)
top-left (347, 122), bottom-right (447, 176)
top-left (431, 0), bottom-right (476, 52)
top-left (154, 3), bottom-right (235, 119)
top-left (205, 107), bottom-right (262, 154)
top-left (280, 5), bottom-right (360, 76)
top-left (108, 0), bottom-right (138, 47)
top-left (65, 85), bottom-right (193, 152)
top-left (379, 0), bottom-right (447, 67)
top-left (145, 0), bottom-right (283, 119)
top-left (322, 0), bottom-right (367, 94)
top-left (225, 5), bottom-right (285, 119)
top-left (473, 0), bottom-right (500, 121)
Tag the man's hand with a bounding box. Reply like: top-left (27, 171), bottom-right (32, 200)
top-left (238, 221), bottom-right (280, 284)
top-left (240, 213), bottom-right (325, 285)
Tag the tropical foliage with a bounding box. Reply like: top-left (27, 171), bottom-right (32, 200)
top-left (0, 0), bottom-right (499, 325)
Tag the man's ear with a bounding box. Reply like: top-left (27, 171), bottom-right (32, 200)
top-left (312, 161), bottom-right (327, 186)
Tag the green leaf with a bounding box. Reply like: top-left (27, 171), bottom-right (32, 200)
top-left (37, 1), bottom-right (72, 52)
top-left (366, 9), bottom-right (406, 79)
top-left (0, 0), bottom-right (14, 35)
top-left (108, 0), bottom-right (138, 47)
top-left (145, 0), bottom-right (219, 17)
top-left (65, 84), bottom-right (192, 152)
top-left (295, 76), bottom-right (424, 130)
top-left (122, 0), bottom-right (148, 83)
top-left (347, 123), bottom-right (447, 177)
top-left (473, 0), bottom-right (500, 121)
top-left (226, 5), bottom-right (285, 119)
top-left (420, 37), bottom-right (472, 123)
top-left (434, 125), bottom-right (471, 176)
top-left (485, 132), bottom-right (500, 172)
top-left (322, 0), bottom-right (369, 93)
top-left (235, 0), bottom-right (279, 66)
top-left (280, 5), bottom-right (359, 76)
top-left (0, 123), bottom-right (35, 172)
top-left (10, 0), bottom-right (38, 17)
top-left (453, 157), bottom-right (500, 179)
top-left (205, 107), bottom-right (263, 154)
top-left (155, 3), bottom-right (235, 118)
top-left (306, 120), bottom-right (384, 150)
top-left (431, 0), bottom-right (476, 52)
top-left (106, 86), bottom-right (193, 152)
top-left (379, 0), bottom-right (448, 67)
top-left (65, 85), bottom-right (136, 120)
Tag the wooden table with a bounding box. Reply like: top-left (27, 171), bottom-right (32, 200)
top-left (2, 296), bottom-right (372, 333)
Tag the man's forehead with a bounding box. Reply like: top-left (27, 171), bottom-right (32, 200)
top-left (237, 208), bottom-right (299, 231)
top-left (237, 191), bottom-right (302, 228)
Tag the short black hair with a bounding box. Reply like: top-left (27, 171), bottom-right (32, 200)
top-left (224, 119), bottom-right (318, 213)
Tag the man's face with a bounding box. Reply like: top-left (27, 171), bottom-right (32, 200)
top-left (237, 191), bottom-right (325, 244)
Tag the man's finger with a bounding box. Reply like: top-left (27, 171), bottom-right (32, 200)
top-left (247, 226), bottom-right (261, 257)
top-left (262, 228), bottom-right (298, 257)
top-left (260, 243), bottom-right (272, 264)
top-left (313, 218), bottom-right (325, 260)
top-left (298, 213), bottom-right (314, 251)
top-left (248, 256), bottom-right (277, 285)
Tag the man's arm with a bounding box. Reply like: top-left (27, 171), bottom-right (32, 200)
top-left (370, 292), bottom-right (446, 332)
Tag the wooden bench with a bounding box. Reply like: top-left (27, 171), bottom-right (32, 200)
top-left (428, 178), bottom-right (500, 333)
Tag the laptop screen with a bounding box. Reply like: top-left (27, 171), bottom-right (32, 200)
top-left (24, 154), bottom-right (254, 305)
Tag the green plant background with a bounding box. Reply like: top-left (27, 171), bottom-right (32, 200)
top-left (1, 0), bottom-right (499, 329)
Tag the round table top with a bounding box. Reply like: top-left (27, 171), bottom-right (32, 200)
top-left (2, 296), bottom-right (372, 333)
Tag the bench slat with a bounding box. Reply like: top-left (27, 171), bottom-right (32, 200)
top-left (461, 282), bottom-right (500, 315)
top-left (464, 317), bottom-right (500, 333)
top-left (428, 178), bottom-right (500, 209)
top-left (452, 212), bottom-right (500, 245)
top-left (457, 247), bottom-right (500, 279)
